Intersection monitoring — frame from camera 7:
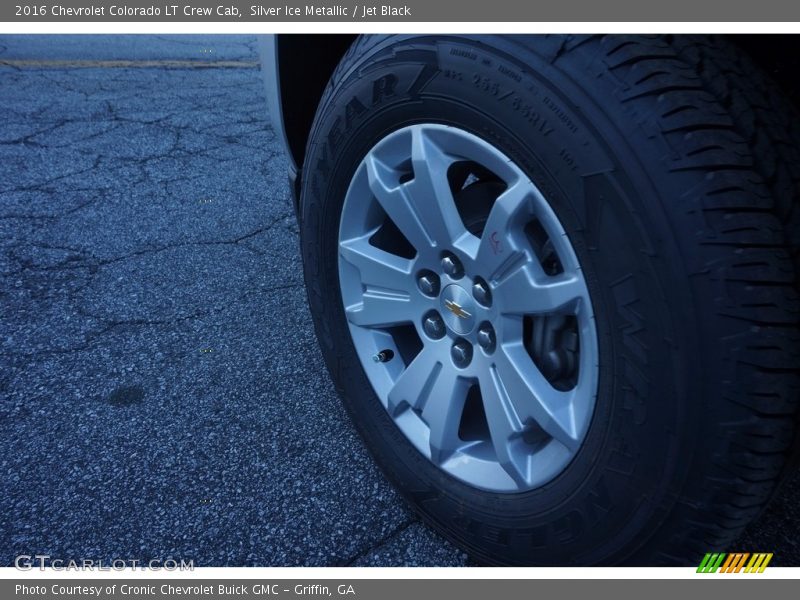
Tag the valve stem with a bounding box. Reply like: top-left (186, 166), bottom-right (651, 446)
top-left (372, 349), bottom-right (395, 363)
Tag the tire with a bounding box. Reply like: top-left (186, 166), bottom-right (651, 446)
top-left (299, 35), bottom-right (800, 566)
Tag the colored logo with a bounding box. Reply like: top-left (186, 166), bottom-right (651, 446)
top-left (697, 552), bottom-right (773, 573)
top-left (444, 298), bottom-right (471, 320)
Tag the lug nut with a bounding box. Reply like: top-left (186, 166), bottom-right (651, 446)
top-left (441, 252), bottom-right (464, 279)
top-left (451, 339), bottom-right (473, 368)
top-left (423, 312), bottom-right (446, 339)
top-left (477, 322), bottom-right (496, 353)
top-left (472, 278), bottom-right (492, 307)
top-left (417, 271), bottom-right (440, 297)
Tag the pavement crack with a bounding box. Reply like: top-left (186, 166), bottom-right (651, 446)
top-left (1, 310), bottom-right (210, 360)
top-left (2, 212), bottom-right (294, 276)
top-left (338, 519), bottom-right (417, 567)
top-left (0, 155), bottom-right (103, 197)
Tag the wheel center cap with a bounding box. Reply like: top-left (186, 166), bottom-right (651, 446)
top-left (440, 284), bottom-right (476, 335)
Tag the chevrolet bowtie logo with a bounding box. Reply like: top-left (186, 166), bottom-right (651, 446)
top-left (444, 299), bottom-right (471, 319)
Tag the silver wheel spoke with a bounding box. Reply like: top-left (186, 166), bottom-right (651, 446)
top-left (340, 235), bottom-right (417, 327)
top-left (365, 154), bottom-right (431, 251)
top-left (365, 126), bottom-right (466, 251)
top-left (497, 265), bottom-right (585, 315)
top-left (405, 127), bottom-right (466, 248)
top-left (340, 235), bottom-right (414, 293)
top-left (345, 292), bottom-right (415, 328)
top-left (480, 367), bottom-right (529, 486)
top-left (386, 347), bottom-right (442, 415)
top-left (475, 182), bottom-right (531, 279)
top-left (387, 348), bottom-right (468, 463)
top-left (494, 345), bottom-right (580, 452)
top-left (421, 367), bottom-right (470, 464)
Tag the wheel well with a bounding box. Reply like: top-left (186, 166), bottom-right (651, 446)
top-left (276, 34), bottom-right (357, 170)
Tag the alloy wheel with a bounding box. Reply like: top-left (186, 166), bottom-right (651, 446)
top-left (338, 124), bottom-right (599, 492)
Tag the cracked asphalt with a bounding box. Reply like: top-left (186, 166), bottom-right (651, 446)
top-left (0, 35), bottom-right (468, 567)
top-left (0, 35), bottom-right (798, 567)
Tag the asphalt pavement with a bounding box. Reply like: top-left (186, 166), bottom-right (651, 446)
top-left (0, 35), bottom-right (797, 567)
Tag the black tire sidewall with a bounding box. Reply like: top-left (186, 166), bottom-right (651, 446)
top-left (301, 36), bottom-right (703, 565)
